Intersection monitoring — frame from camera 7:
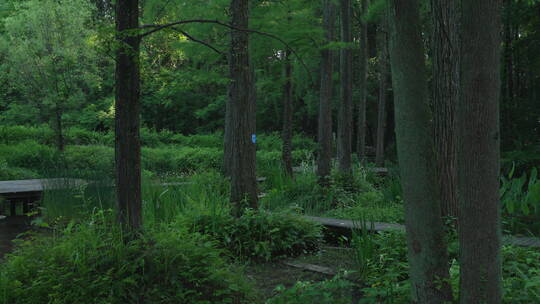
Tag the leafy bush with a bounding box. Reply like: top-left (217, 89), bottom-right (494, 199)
top-left (185, 210), bottom-right (322, 262)
top-left (0, 158), bottom-right (39, 180)
top-left (267, 276), bottom-right (353, 304)
top-left (0, 125), bottom-right (55, 145)
top-left (0, 141), bottom-right (58, 171)
top-left (0, 216), bottom-right (254, 304)
top-left (501, 166), bottom-right (540, 234)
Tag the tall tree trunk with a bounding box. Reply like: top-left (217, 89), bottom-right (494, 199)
top-left (224, 95), bottom-right (232, 177)
top-left (458, 0), bottom-right (502, 302)
top-left (375, 22), bottom-right (389, 167)
top-left (229, 0), bottom-right (258, 216)
top-left (337, 0), bottom-right (353, 175)
top-left (282, 49), bottom-right (294, 177)
top-left (317, 0), bottom-right (336, 185)
top-left (54, 104), bottom-right (64, 152)
top-left (115, 0), bottom-right (142, 231)
top-left (431, 0), bottom-right (459, 219)
top-left (356, 0), bottom-right (369, 163)
top-left (387, 1), bottom-right (452, 302)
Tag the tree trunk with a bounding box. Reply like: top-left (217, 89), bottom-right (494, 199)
top-left (115, 0), bottom-right (142, 231)
top-left (282, 49), bottom-right (294, 177)
top-left (54, 104), bottom-right (64, 152)
top-left (375, 22), bottom-right (389, 167)
top-left (387, 1), bottom-right (452, 302)
top-left (317, 0), bottom-right (336, 185)
top-left (431, 0), bottom-right (459, 219)
top-left (229, 0), bottom-right (258, 216)
top-left (356, 0), bottom-right (369, 163)
top-left (337, 0), bottom-right (353, 175)
top-left (458, 0), bottom-right (502, 302)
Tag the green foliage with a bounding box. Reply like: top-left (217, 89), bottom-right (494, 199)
top-left (184, 210), bottom-right (322, 262)
top-left (266, 275), bottom-right (354, 304)
top-left (1, 0), bottom-right (105, 137)
top-left (501, 165), bottom-right (540, 234)
top-left (0, 215), bottom-right (254, 303)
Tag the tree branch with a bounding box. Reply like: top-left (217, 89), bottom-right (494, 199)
top-left (139, 19), bottom-right (314, 84)
top-left (169, 27), bottom-right (223, 55)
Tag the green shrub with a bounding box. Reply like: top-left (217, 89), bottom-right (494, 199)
top-left (63, 145), bottom-right (115, 176)
top-left (0, 125), bottom-right (55, 145)
top-left (267, 276), bottom-right (353, 304)
top-left (64, 127), bottom-right (105, 146)
top-left (0, 158), bottom-right (39, 180)
top-left (0, 141), bottom-right (58, 171)
top-left (0, 216), bottom-right (254, 304)
top-left (185, 210), bottom-right (322, 262)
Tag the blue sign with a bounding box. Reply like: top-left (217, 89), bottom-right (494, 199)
top-left (252, 134), bottom-right (257, 144)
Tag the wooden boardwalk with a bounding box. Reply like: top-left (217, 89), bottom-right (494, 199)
top-left (305, 216), bottom-right (540, 248)
top-left (0, 178), bottom-right (86, 216)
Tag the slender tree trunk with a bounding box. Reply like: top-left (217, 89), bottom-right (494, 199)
top-left (458, 0), bottom-right (502, 302)
top-left (337, 0), bottom-right (353, 175)
top-left (356, 0), bottom-right (369, 163)
top-left (431, 0), bottom-right (459, 219)
top-left (282, 49), bottom-right (294, 177)
top-left (115, 0), bottom-right (142, 231)
top-left (317, 0), bottom-right (336, 185)
top-left (224, 96), bottom-right (232, 177)
top-left (375, 23), bottom-right (388, 167)
top-left (54, 104), bottom-right (64, 152)
top-left (229, 0), bottom-right (258, 216)
top-left (387, 1), bottom-right (452, 302)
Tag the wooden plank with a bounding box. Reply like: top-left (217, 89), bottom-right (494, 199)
top-left (0, 178), bottom-right (87, 195)
top-left (305, 216), bottom-right (540, 248)
top-left (304, 216), bottom-right (404, 232)
top-left (283, 261), bottom-right (337, 276)
top-left (293, 166), bottom-right (388, 175)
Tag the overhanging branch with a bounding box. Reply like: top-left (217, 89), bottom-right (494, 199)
top-left (139, 19), bottom-right (314, 83)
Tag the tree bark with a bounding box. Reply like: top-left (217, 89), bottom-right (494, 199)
top-left (458, 0), bottom-right (502, 302)
top-left (115, 0), bottom-right (142, 231)
top-left (282, 49), bottom-right (294, 177)
top-left (387, 1), bottom-right (452, 302)
top-left (54, 104), bottom-right (64, 152)
top-left (229, 0), bottom-right (258, 216)
top-left (431, 0), bottom-right (459, 219)
top-left (375, 22), bottom-right (389, 167)
top-left (356, 0), bottom-right (369, 163)
top-left (337, 0), bottom-right (353, 175)
top-left (317, 0), bottom-right (336, 185)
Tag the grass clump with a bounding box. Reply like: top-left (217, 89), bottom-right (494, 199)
top-left (0, 212), bottom-right (255, 304)
top-left (184, 210), bottom-right (322, 262)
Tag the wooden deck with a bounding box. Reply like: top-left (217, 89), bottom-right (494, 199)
top-left (0, 178), bottom-right (87, 216)
top-left (305, 216), bottom-right (540, 248)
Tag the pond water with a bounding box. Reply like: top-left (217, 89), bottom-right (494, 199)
top-left (0, 216), bottom-right (29, 260)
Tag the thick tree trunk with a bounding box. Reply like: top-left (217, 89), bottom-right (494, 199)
top-left (229, 0), bottom-right (258, 216)
top-left (317, 0), bottom-right (336, 185)
top-left (458, 0), bottom-right (502, 302)
top-left (356, 0), bottom-right (369, 163)
top-left (431, 0), bottom-right (459, 219)
top-left (375, 23), bottom-right (388, 167)
top-left (337, 0), bottom-right (353, 175)
top-left (282, 50), bottom-right (293, 177)
top-left (115, 0), bottom-right (142, 231)
top-left (387, 1), bottom-right (452, 302)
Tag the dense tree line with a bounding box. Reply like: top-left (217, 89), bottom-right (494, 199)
top-left (1, 0), bottom-right (538, 302)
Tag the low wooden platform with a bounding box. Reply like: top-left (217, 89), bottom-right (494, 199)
top-left (0, 178), bottom-right (86, 216)
top-left (305, 216), bottom-right (540, 248)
